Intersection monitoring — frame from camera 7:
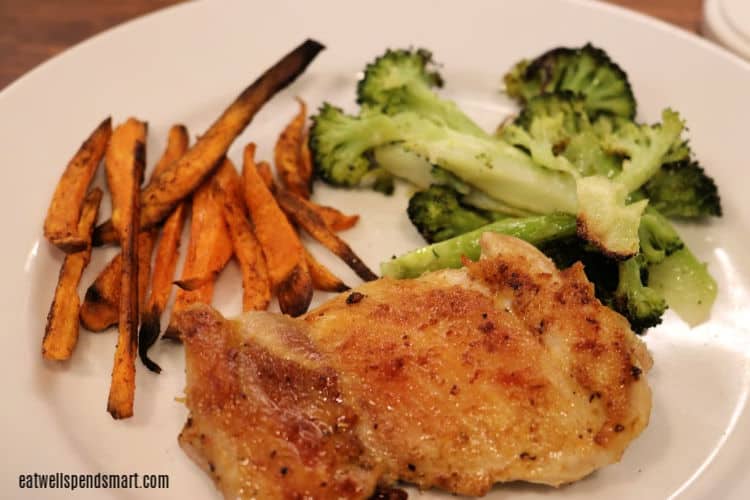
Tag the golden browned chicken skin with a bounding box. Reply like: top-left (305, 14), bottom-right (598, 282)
top-left (176, 233), bottom-right (652, 499)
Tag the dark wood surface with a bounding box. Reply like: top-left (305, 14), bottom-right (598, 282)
top-left (0, 0), bottom-right (703, 90)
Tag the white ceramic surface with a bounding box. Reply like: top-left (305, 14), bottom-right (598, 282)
top-left (2, 1), bottom-right (749, 498)
top-left (703, 0), bottom-right (750, 60)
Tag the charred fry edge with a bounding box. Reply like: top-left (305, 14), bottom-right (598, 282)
top-left (275, 189), bottom-right (377, 282)
top-left (138, 204), bottom-right (187, 371)
top-left (80, 252), bottom-right (121, 332)
top-left (139, 39), bottom-right (325, 230)
top-left (106, 130), bottom-right (145, 419)
top-left (43, 188), bottom-right (103, 360)
top-left (92, 220), bottom-right (118, 247)
top-left (44, 118), bottom-right (111, 253)
top-left (276, 262), bottom-right (314, 317)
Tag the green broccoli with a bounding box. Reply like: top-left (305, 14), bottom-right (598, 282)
top-left (309, 103), bottom-right (578, 215)
top-left (608, 256), bottom-right (667, 332)
top-left (648, 247), bottom-right (718, 326)
top-left (642, 160), bottom-right (722, 218)
top-left (638, 208), bottom-right (684, 265)
top-left (504, 43), bottom-right (636, 119)
top-left (408, 185), bottom-right (502, 243)
top-left (380, 214), bottom-right (577, 279)
top-left (357, 48), bottom-right (486, 137)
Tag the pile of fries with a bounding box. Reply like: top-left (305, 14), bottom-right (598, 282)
top-left (40, 39), bottom-right (376, 420)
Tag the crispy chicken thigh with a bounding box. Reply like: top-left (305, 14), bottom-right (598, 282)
top-left (176, 233), bottom-right (652, 499)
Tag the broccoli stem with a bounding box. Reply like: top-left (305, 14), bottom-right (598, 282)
top-left (380, 214), bottom-right (576, 279)
top-left (647, 247), bottom-right (717, 326)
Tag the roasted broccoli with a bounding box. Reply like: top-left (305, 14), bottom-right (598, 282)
top-left (357, 48), bottom-right (486, 137)
top-left (637, 208), bottom-right (684, 264)
top-left (380, 214), bottom-right (578, 279)
top-left (642, 160), bottom-right (722, 218)
top-left (311, 45), bottom-right (722, 333)
top-left (310, 103), bottom-right (578, 215)
top-left (608, 256), bottom-right (667, 332)
top-left (408, 185), bottom-right (504, 243)
top-left (504, 43), bottom-right (636, 119)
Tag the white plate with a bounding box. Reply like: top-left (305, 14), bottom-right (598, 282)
top-left (3, 0), bottom-right (750, 498)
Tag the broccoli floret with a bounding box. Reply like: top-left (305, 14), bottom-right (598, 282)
top-left (509, 93), bottom-right (622, 178)
top-left (514, 91), bottom-right (589, 133)
top-left (638, 208), bottom-right (684, 265)
top-left (381, 214), bottom-right (577, 279)
top-left (504, 44), bottom-right (636, 119)
top-left (357, 48), bottom-right (486, 137)
top-left (604, 109), bottom-right (686, 192)
top-left (408, 185), bottom-right (499, 243)
top-left (309, 104), bottom-right (402, 188)
top-left (608, 256), bottom-right (667, 333)
top-left (643, 160), bottom-right (722, 218)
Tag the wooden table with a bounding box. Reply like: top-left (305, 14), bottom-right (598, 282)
top-left (0, 0), bottom-right (703, 90)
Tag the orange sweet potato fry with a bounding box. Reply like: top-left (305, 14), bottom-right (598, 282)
top-left (308, 203), bottom-right (359, 231)
top-left (242, 143), bottom-right (312, 316)
top-left (163, 168), bottom-right (233, 340)
top-left (214, 166), bottom-right (271, 312)
top-left (106, 118), bottom-right (147, 241)
top-left (44, 118), bottom-right (111, 252)
top-left (42, 188), bottom-right (103, 360)
top-left (256, 161), bottom-right (275, 191)
top-left (275, 98), bottom-right (310, 198)
top-left (304, 247), bottom-right (349, 293)
top-left (299, 130), bottom-right (314, 193)
top-left (138, 126), bottom-right (190, 372)
top-left (107, 119), bottom-right (146, 419)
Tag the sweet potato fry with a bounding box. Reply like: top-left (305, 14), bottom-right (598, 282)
top-left (106, 118), bottom-right (147, 240)
top-left (275, 189), bottom-right (377, 282)
top-left (138, 126), bottom-right (190, 373)
top-left (275, 98), bottom-right (310, 198)
top-left (107, 123), bottom-right (145, 420)
top-left (152, 124), bottom-right (189, 179)
top-left (256, 161), bottom-right (275, 191)
top-left (92, 220), bottom-right (118, 247)
top-left (215, 173), bottom-right (271, 312)
top-left (84, 125), bottom-right (188, 336)
top-left (138, 39), bottom-right (324, 231)
top-left (138, 204), bottom-right (187, 373)
top-left (308, 203), bottom-right (359, 231)
top-left (163, 172), bottom-right (233, 340)
top-left (93, 124), bottom-right (189, 248)
top-left (299, 130), bottom-right (314, 193)
top-left (44, 118), bottom-right (111, 252)
top-left (242, 143), bottom-right (312, 316)
top-left (304, 248), bottom-right (349, 293)
top-left (80, 226), bottom-right (154, 332)
top-left (42, 188), bottom-right (103, 360)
